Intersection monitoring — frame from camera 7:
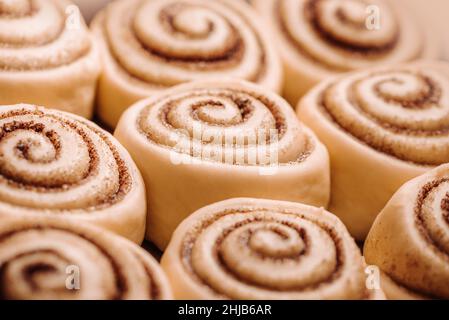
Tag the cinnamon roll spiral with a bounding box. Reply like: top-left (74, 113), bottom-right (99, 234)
top-left (253, 0), bottom-right (439, 105)
top-left (364, 164), bottom-right (449, 299)
top-left (0, 104), bottom-right (146, 243)
top-left (0, 0), bottom-right (100, 118)
top-left (91, 0), bottom-right (282, 128)
top-left (115, 80), bottom-right (330, 249)
top-left (297, 62), bottom-right (449, 240)
top-left (0, 218), bottom-right (172, 300)
top-left (161, 198), bottom-right (384, 300)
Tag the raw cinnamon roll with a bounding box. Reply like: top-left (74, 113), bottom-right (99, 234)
top-left (0, 104), bottom-right (146, 243)
top-left (252, 0), bottom-right (440, 105)
top-left (161, 198), bottom-right (384, 300)
top-left (115, 80), bottom-right (330, 249)
top-left (0, 218), bottom-right (172, 300)
top-left (297, 62), bottom-right (449, 240)
top-left (0, 0), bottom-right (100, 118)
top-left (91, 0), bottom-right (282, 128)
top-left (364, 164), bottom-right (449, 299)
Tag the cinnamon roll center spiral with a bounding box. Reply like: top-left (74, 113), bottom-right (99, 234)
top-left (102, 0), bottom-right (270, 86)
top-left (0, 119), bottom-right (90, 188)
top-left (319, 68), bottom-right (449, 165)
top-left (276, 0), bottom-right (405, 71)
top-left (135, 2), bottom-right (241, 62)
top-left (0, 107), bottom-right (132, 211)
top-left (247, 224), bottom-right (306, 258)
top-left (138, 87), bottom-right (309, 165)
top-left (212, 214), bottom-right (338, 291)
top-left (0, 224), bottom-right (165, 300)
top-left (0, 0), bottom-right (91, 70)
top-left (178, 205), bottom-right (370, 299)
top-left (308, 0), bottom-right (397, 52)
top-left (0, 228), bottom-right (118, 300)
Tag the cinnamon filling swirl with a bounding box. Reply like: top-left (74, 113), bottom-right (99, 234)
top-left (304, 0), bottom-right (398, 55)
top-left (0, 228), bottom-right (125, 300)
top-left (0, 107), bottom-right (132, 211)
top-left (0, 0), bottom-right (92, 71)
top-left (364, 164), bottom-right (449, 299)
top-left (441, 194), bottom-right (449, 222)
top-left (180, 209), bottom-right (349, 295)
top-left (162, 199), bottom-right (376, 299)
top-left (316, 68), bottom-right (449, 165)
top-left (415, 179), bottom-right (449, 259)
top-left (137, 87), bottom-right (312, 166)
top-left (273, 0), bottom-right (417, 71)
top-left (99, 0), bottom-right (271, 86)
top-left (0, 222), bottom-right (170, 300)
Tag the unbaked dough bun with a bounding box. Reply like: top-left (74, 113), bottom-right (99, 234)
top-left (0, 104), bottom-right (146, 244)
top-left (365, 164), bottom-right (449, 299)
top-left (162, 198), bottom-right (385, 300)
top-left (0, 0), bottom-right (100, 118)
top-left (297, 62), bottom-right (449, 240)
top-left (115, 80), bottom-right (330, 249)
top-left (0, 218), bottom-right (172, 300)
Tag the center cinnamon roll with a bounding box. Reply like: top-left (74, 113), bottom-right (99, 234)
top-left (161, 198), bottom-right (384, 299)
top-left (115, 80), bottom-right (330, 249)
top-left (91, 0), bottom-right (282, 128)
top-left (0, 104), bottom-right (146, 244)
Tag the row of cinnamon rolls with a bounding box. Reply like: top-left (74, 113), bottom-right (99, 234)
top-left (0, 0), bottom-right (442, 125)
top-left (1, 169), bottom-right (448, 299)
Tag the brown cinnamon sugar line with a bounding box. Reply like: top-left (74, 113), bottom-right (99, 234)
top-left (137, 256), bottom-right (165, 300)
top-left (441, 194), bottom-right (449, 224)
top-left (415, 179), bottom-right (449, 258)
top-left (179, 209), bottom-right (346, 296)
